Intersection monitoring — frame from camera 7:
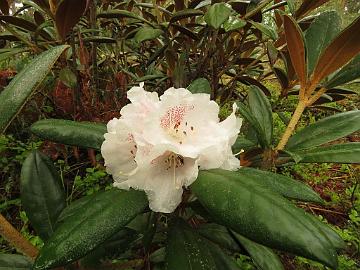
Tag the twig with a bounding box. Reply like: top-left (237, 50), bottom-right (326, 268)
top-left (0, 214), bottom-right (38, 259)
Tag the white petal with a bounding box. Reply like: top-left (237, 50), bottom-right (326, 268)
top-left (219, 103), bottom-right (242, 145)
top-left (101, 119), bottom-right (137, 182)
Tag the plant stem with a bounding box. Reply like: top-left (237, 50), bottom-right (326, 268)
top-left (0, 214), bottom-right (38, 259)
top-left (276, 99), bottom-right (307, 150)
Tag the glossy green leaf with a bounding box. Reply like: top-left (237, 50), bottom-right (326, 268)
top-left (165, 219), bottom-right (239, 270)
top-left (251, 21), bottom-right (278, 40)
top-left (237, 102), bottom-right (267, 148)
top-left (223, 16), bottom-right (246, 32)
top-left (232, 232), bottom-right (284, 270)
top-left (231, 136), bottom-right (257, 153)
top-left (198, 223), bottom-right (240, 251)
top-left (204, 3), bottom-right (232, 29)
top-left (238, 167), bottom-right (323, 203)
top-left (325, 54), bottom-right (360, 88)
top-left (305, 11), bottom-right (341, 76)
top-left (21, 151), bottom-right (66, 240)
top-left (30, 119), bottom-right (106, 150)
top-left (286, 110), bottom-right (360, 151)
top-left (135, 27), bottom-right (163, 43)
top-left (33, 189), bottom-right (148, 269)
top-left (248, 86), bottom-right (273, 147)
top-left (0, 254), bottom-right (32, 270)
top-left (191, 169), bottom-right (339, 268)
top-left (296, 143), bottom-right (360, 163)
top-left (187, 78), bottom-right (211, 94)
top-left (0, 45), bottom-right (68, 133)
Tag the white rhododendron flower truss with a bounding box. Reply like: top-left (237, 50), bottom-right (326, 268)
top-left (101, 83), bottom-right (242, 213)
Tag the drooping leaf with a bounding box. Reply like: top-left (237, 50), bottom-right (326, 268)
top-left (248, 86), bottom-right (273, 147)
top-left (305, 11), bottom-right (341, 76)
top-left (0, 254), bottom-right (32, 270)
top-left (286, 110), bottom-right (360, 151)
top-left (170, 9), bottom-right (203, 23)
top-left (187, 78), bottom-right (211, 94)
top-left (251, 21), bottom-right (278, 40)
top-left (0, 45), bottom-right (68, 133)
top-left (325, 54), bottom-right (360, 88)
top-left (232, 232), bottom-right (284, 270)
top-left (197, 223), bottom-right (240, 251)
top-left (55, 0), bottom-right (87, 40)
top-left (311, 16), bottom-right (360, 85)
top-left (204, 3), bottom-right (232, 29)
top-left (296, 143), bottom-right (360, 164)
top-left (283, 15), bottom-right (307, 87)
top-left (165, 219), bottom-right (239, 270)
top-left (295, 0), bottom-right (330, 19)
top-left (33, 189), bottom-right (148, 270)
top-left (30, 119), bottom-right (106, 150)
top-left (134, 27), bottom-right (163, 43)
top-left (238, 167), bottom-right (323, 203)
top-left (21, 151), bottom-right (66, 241)
top-left (191, 169), bottom-right (339, 268)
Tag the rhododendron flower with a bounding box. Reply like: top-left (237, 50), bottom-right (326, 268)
top-left (101, 83), bottom-right (242, 213)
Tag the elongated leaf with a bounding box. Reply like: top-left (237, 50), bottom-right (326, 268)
top-left (170, 9), bottom-right (203, 23)
top-left (223, 16), bottom-right (246, 32)
top-left (232, 136), bottom-right (257, 152)
top-left (198, 223), bottom-right (240, 251)
top-left (283, 15), bottom-right (307, 87)
top-left (21, 151), bottom-right (66, 240)
top-left (134, 27), bottom-right (163, 43)
top-left (232, 232), bottom-right (284, 270)
top-left (251, 21), bottom-right (278, 40)
top-left (248, 86), bottom-right (273, 147)
top-left (191, 169), bottom-right (339, 268)
top-left (0, 45), bottom-right (68, 133)
top-left (297, 143), bottom-right (360, 163)
top-left (204, 3), bottom-right (232, 29)
top-left (295, 0), bottom-right (330, 19)
top-left (188, 77), bottom-right (211, 94)
top-left (286, 110), bottom-right (360, 151)
top-left (305, 11), bottom-right (341, 76)
top-left (55, 0), bottom-right (87, 39)
top-left (325, 54), bottom-right (360, 88)
top-left (0, 254), bottom-right (32, 270)
top-left (97, 10), bottom-right (153, 26)
top-left (312, 16), bottom-right (360, 85)
top-left (165, 220), bottom-right (239, 270)
top-left (33, 189), bottom-right (148, 269)
top-left (239, 167), bottom-right (322, 203)
top-left (30, 119), bottom-right (106, 150)
top-left (237, 102), bottom-right (267, 148)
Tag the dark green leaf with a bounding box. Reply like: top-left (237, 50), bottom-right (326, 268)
top-left (248, 86), bottom-right (273, 147)
top-left (238, 167), bottom-right (323, 203)
top-left (286, 110), bottom-right (360, 151)
top-left (296, 143), bottom-right (360, 163)
top-left (325, 54), bottom-right (360, 88)
top-left (33, 189), bottom-right (148, 269)
top-left (21, 151), bottom-right (66, 240)
top-left (97, 10), bottom-right (153, 26)
top-left (191, 169), bottom-right (339, 268)
top-left (187, 78), bottom-right (211, 94)
top-left (0, 45), bottom-right (68, 133)
top-left (83, 36), bottom-right (117, 43)
top-left (0, 254), bottom-right (32, 270)
top-left (232, 232), bottom-right (284, 270)
top-left (30, 119), bottom-right (106, 150)
top-left (59, 67), bottom-right (77, 88)
top-left (305, 11), bottom-right (341, 76)
top-left (165, 219), bottom-right (239, 270)
top-left (135, 27), bottom-right (163, 43)
top-left (197, 223), bottom-right (240, 251)
top-left (231, 136), bottom-right (257, 153)
top-left (204, 3), bottom-right (232, 29)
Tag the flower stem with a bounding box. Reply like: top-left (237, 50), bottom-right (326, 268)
top-left (0, 213), bottom-right (38, 259)
top-left (276, 99), bottom-right (307, 151)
